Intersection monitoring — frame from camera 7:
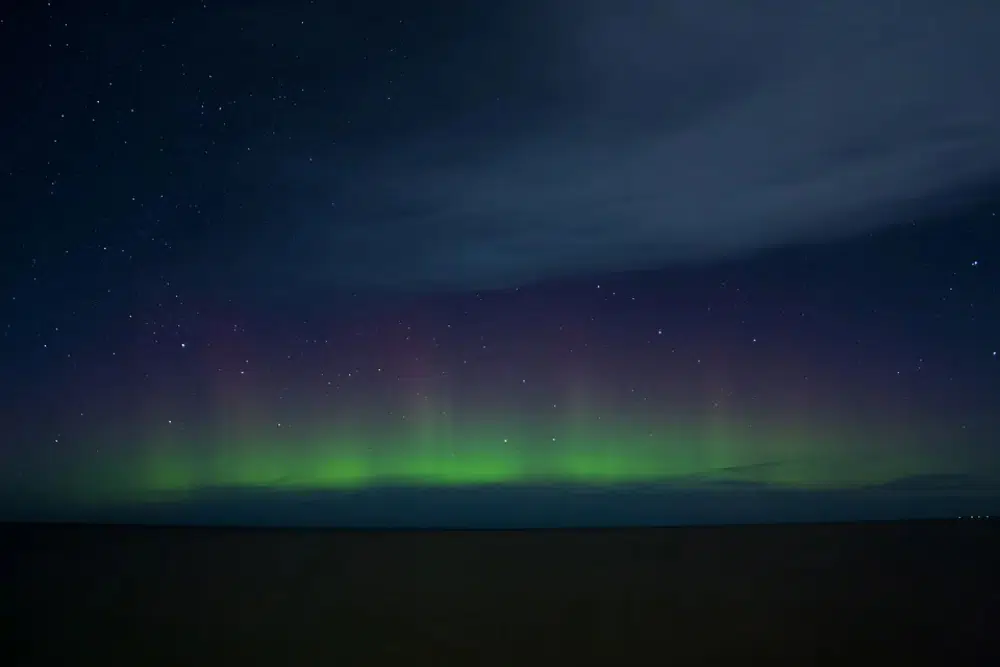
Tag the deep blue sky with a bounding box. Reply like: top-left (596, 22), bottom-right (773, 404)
top-left (1, 0), bottom-right (998, 527)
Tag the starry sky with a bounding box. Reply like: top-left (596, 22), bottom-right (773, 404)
top-left (1, 0), bottom-right (998, 527)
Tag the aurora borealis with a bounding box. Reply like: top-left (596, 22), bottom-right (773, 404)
top-left (50, 414), bottom-right (955, 504)
top-left (2, 0), bottom-right (999, 526)
top-left (6, 224), bottom-right (998, 525)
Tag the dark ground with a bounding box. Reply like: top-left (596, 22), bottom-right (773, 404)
top-left (2, 520), bottom-right (998, 665)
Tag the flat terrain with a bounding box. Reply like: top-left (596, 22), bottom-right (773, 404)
top-left (2, 520), bottom-right (998, 665)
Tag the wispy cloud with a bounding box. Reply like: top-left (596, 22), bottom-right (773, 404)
top-left (275, 0), bottom-right (1000, 290)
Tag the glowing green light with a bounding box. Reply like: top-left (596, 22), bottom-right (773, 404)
top-left (44, 415), bottom-right (964, 507)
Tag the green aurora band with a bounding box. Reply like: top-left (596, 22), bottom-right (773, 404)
top-left (47, 414), bottom-right (976, 506)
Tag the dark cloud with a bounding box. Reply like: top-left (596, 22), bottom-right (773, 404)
top-left (870, 474), bottom-right (1000, 495)
top-left (17, 481), bottom-right (997, 527)
top-left (273, 0), bottom-right (1000, 291)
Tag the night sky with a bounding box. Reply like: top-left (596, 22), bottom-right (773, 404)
top-left (1, 0), bottom-right (998, 527)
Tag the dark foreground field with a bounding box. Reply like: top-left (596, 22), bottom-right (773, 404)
top-left (2, 520), bottom-right (998, 665)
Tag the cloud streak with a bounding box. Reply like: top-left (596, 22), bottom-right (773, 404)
top-left (279, 0), bottom-right (1000, 290)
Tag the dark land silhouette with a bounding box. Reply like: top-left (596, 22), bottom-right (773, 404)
top-left (3, 519), bottom-right (998, 665)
